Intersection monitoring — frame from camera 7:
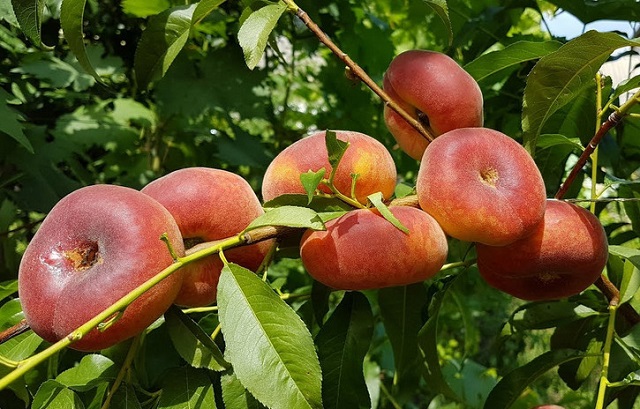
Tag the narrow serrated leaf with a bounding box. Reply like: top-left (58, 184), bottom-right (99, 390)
top-left (465, 40), bottom-right (562, 82)
top-left (221, 371), bottom-right (266, 409)
top-left (0, 83), bottom-right (33, 153)
top-left (193, 0), bottom-right (227, 25)
top-left (243, 205), bottom-right (325, 232)
top-left (60, 0), bottom-right (102, 83)
top-left (134, 4), bottom-right (196, 89)
top-left (157, 366), bottom-right (216, 409)
top-left (483, 349), bottom-right (585, 409)
top-left (218, 263), bottom-right (323, 409)
top-left (417, 280), bottom-right (458, 401)
top-left (165, 306), bottom-right (229, 371)
top-left (522, 31), bottom-right (640, 153)
top-left (301, 169), bottom-right (326, 205)
top-left (55, 354), bottom-right (117, 391)
top-left (367, 192), bottom-right (409, 234)
top-left (32, 381), bottom-right (84, 409)
top-left (238, 2), bottom-right (287, 69)
top-left (325, 130), bottom-right (349, 172)
top-left (379, 284), bottom-right (427, 401)
top-left (423, 0), bottom-right (452, 47)
top-left (11, 0), bottom-right (45, 46)
top-left (316, 291), bottom-right (373, 409)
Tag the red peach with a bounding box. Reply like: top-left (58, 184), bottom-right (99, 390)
top-left (416, 127), bottom-right (546, 246)
top-left (18, 184), bottom-right (184, 351)
top-left (299, 207), bottom-right (448, 290)
top-left (261, 130), bottom-right (397, 205)
top-left (142, 167), bottom-right (272, 307)
top-left (383, 50), bottom-right (484, 160)
top-left (477, 199), bottom-right (608, 301)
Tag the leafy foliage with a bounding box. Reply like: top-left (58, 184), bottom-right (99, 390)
top-left (1, 0), bottom-right (640, 408)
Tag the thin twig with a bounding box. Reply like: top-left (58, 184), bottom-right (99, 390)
top-left (289, 5), bottom-right (434, 142)
top-left (0, 320), bottom-right (30, 344)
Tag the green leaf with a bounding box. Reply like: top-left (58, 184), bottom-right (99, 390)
top-left (620, 260), bottom-right (640, 305)
top-left (10, 0), bottom-right (45, 46)
top-left (221, 371), bottom-right (266, 409)
top-left (423, 0), bottom-right (451, 47)
top-left (316, 291), bottom-right (374, 409)
top-left (417, 280), bottom-right (458, 401)
top-left (609, 245), bottom-right (640, 270)
top-left (367, 192), bottom-right (409, 234)
top-left (109, 383), bottom-right (142, 409)
top-left (0, 88), bottom-right (32, 153)
top-left (510, 300), bottom-right (598, 331)
top-left (0, 279), bottom-right (18, 301)
top-left (121, 0), bottom-right (170, 17)
top-left (238, 2), bottom-right (287, 70)
top-left (522, 31), bottom-right (640, 154)
top-left (548, 0), bottom-right (640, 24)
top-left (157, 366), bottom-right (217, 409)
top-left (60, 0), bottom-right (103, 83)
top-left (134, 4), bottom-right (197, 89)
top-left (379, 284), bottom-right (427, 402)
top-left (217, 263), bottom-right (323, 409)
top-left (301, 169), bottom-right (326, 205)
top-left (607, 74), bottom-right (640, 108)
top-left (55, 354), bottom-right (118, 391)
top-left (243, 205), bottom-right (325, 232)
top-left (32, 380), bottom-right (85, 409)
top-left (465, 40), bottom-right (562, 82)
top-left (165, 305), bottom-right (229, 371)
top-left (536, 133), bottom-right (584, 151)
top-left (483, 349), bottom-right (586, 409)
top-left (0, 299), bottom-right (42, 361)
top-left (263, 194), bottom-right (353, 213)
top-left (325, 130), bottom-right (349, 172)
top-left (193, 0), bottom-right (227, 25)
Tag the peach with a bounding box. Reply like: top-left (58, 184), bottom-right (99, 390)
top-left (18, 184), bottom-right (185, 351)
top-left (299, 207), bottom-right (448, 290)
top-left (476, 199), bottom-right (608, 301)
top-left (141, 167), bottom-right (272, 307)
top-left (383, 50), bottom-right (484, 160)
top-left (261, 130), bottom-right (397, 205)
top-left (416, 127), bottom-right (546, 246)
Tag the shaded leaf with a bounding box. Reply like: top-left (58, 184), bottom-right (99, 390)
top-left (109, 383), bottom-right (142, 409)
top-left (325, 130), bottom-right (349, 172)
top-left (60, 0), bottom-right (102, 83)
top-left (221, 370), bottom-right (266, 409)
top-left (217, 263), bottom-right (323, 409)
top-left (465, 40), bottom-right (561, 82)
top-left (157, 366), bottom-right (217, 409)
top-left (510, 300), bottom-right (598, 331)
top-left (238, 2), bottom-right (287, 69)
top-left (522, 31), bottom-right (640, 153)
top-left (549, 0), bottom-right (640, 24)
top-left (423, 0), bottom-right (452, 47)
top-left (0, 88), bottom-right (32, 153)
top-left (11, 0), bottom-right (45, 46)
top-left (367, 192), bottom-right (409, 234)
top-left (0, 280), bottom-right (18, 301)
top-left (379, 284), bottom-right (427, 401)
top-left (243, 205), bottom-right (325, 232)
top-left (134, 4), bottom-right (197, 89)
top-left (165, 305), bottom-right (229, 371)
top-left (316, 291), bottom-right (373, 409)
top-left (483, 349), bottom-right (586, 409)
top-left (193, 0), bottom-right (227, 25)
top-left (536, 133), bottom-right (584, 151)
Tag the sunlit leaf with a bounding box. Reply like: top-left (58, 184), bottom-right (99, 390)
top-left (465, 40), bottom-right (561, 82)
top-left (134, 4), bottom-right (197, 89)
top-left (423, 0), bottom-right (452, 47)
top-left (243, 206), bottom-right (325, 232)
top-left (218, 263), bottom-right (323, 409)
top-left (32, 380), bottom-right (84, 409)
top-left (55, 354), bottom-right (117, 391)
top-left (367, 192), bottom-right (409, 234)
top-left (301, 169), bottom-right (326, 205)
top-left (221, 370), bottom-right (266, 409)
top-left (238, 2), bottom-right (287, 69)
top-left (121, 0), bottom-right (170, 17)
top-left (0, 88), bottom-right (32, 153)
top-left (522, 31), bottom-right (640, 153)
top-left (10, 0), bottom-right (45, 46)
top-left (536, 133), bottom-right (584, 151)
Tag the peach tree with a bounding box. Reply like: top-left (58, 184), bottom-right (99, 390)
top-left (1, 0), bottom-right (640, 408)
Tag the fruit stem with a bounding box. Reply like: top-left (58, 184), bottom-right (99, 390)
top-left (0, 234), bottom-right (244, 391)
top-left (284, 1), bottom-right (435, 142)
top-left (555, 87), bottom-right (640, 200)
top-left (0, 319), bottom-right (30, 346)
top-left (590, 74), bottom-right (604, 214)
top-left (595, 301), bottom-right (618, 409)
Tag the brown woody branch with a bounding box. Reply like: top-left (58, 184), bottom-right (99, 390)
top-left (291, 7), bottom-right (435, 143)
